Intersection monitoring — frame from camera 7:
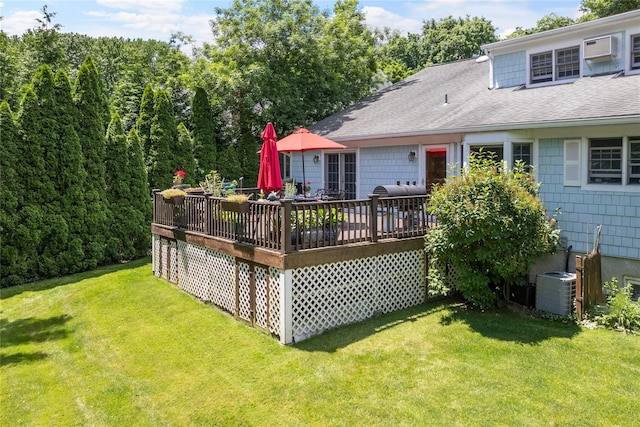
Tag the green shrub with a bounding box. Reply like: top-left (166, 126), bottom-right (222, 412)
top-left (596, 277), bottom-right (640, 333)
top-left (425, 154), bottom-right (560, 309)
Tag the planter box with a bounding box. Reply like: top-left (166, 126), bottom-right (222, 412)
top-left (221, 200), bottom-right (250, 213)
top-left (165, 196), bottom-right (184, 205)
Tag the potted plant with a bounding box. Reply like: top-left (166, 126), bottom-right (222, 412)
top-left (161, 188), bottom-right (187, 205)
top-left (283, 180), bottom-right (297, 199)
top-left (173, 170), bottom-right (186, 187)
top-left (221, 193), bottom-right (250, 213)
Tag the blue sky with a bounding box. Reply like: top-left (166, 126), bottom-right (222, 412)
top-left (1, 0), bottom-right (584, 46)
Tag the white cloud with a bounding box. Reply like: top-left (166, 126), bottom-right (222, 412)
top-left (96, 0), bottom-right (186, 13)
top-left (0, 9), bottom-right (41, 34)
top-left (362, 6), bottom-right (423, 34)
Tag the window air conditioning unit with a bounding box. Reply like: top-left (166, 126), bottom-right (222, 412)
top-left (583, 35), bottom-right (618, 61)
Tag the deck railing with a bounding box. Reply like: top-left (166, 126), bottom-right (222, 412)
top-left (153, 191), bottom-right (435, 253)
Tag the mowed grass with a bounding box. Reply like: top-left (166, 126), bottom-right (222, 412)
top-left (1, 259), bottom-right (639, 426)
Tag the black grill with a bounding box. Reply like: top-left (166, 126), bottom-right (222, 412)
top-left (373, 182), bottom-right (427, 197)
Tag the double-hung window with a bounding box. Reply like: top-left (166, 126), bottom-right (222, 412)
top-left (630, 137), bottom-right (640, 185)
top-left (632, 34), bottom-right (640, 70)
top-left (530, 46), bottom-right (580, 85)
top-left (589, 138), bottom-right (622, 184)
top-left (513, 142), bottom-right (533, 171)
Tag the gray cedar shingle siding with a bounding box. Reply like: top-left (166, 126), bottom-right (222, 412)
top-left (312, 58), bottom-right (640, 141)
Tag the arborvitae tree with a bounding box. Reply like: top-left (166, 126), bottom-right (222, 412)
top-left (236, 126), bottom-right (259, 186)
top-left (148, 89), bottom-right (176, 189)
top-left (74, 55), bottom-right (111, 268)
top-left (137, 83), bottom-right (154, 160)
top-left (218, 145), bottom-right (243, 182)
top-left (14, 88), bottom-right (46, 281)
top-left (53, 69), bottom-right (86, 274)
top-left (190, 87), bottom-right (217, 182)
top-left (105, 113), bottom-right (136, 261)
top-left (28, 65), bottom-right (69, 277)
top-left (0, 102), bottom-right (21, 286)
top-left (175, 122), bottom-right (196, 185)
top-left (127, 128), bottom-right (152, 256)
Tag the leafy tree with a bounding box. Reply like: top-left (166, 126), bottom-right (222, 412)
top-left (190, 87), bottom-right (217, 182)
top-left (425, 155), bottom-right (560, 309)
top-left (508, 13), bottom-right (576, 39)
top-left (127, 128), bottom-right (152, 255)
top-left (208, 0), bottom-right (378, 179)
top-left (374, 29), bottom-right (423, 82)
top-left (148, 88), bottom-right (177, 189)
top-left (0, 102), bottom-right (21, 286)
top-left (579, 0), bottom-right (640, 20)
top-left (421, 15), bottom-right (497, 65)
top-left (0, 32), bottom-right (20, 108)
top-left (74, 55), bottom-right (111, 268)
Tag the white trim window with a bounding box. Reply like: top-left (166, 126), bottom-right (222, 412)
top-left (529, 46), bottom-right (580, 85)
top-left (513, 142), bottom-right (533, 170)
top-left (632, 34), bottom-right (640, 70)
top-left (589, 138), bottom-right (622, 184)
top-left (629, 137), bottom-right (640, 185)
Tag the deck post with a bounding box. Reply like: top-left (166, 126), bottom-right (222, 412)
top-left (369, 194), bottom-right (379, 242)
top-left (280, 200), bottom-right (293, 254)
top-left (204, 194), bottom-right (211, 236)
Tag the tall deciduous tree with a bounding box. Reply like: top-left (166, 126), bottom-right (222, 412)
top-left (208, 0), bottom-right (378, 182)
top-left (190, 87), bottom-right (217, 182)
top-left (148, 88), bottom-right (176, 189)
top-left (508, 13), bottom-right (576, 39)
top-left (421, 16), bottom-right (497, 65)
top-left (74, 55), bottom-right (111, 268)
top-left (580, 0), bottom-right (640, 20)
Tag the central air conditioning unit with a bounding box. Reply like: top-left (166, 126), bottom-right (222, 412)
top-left (536, 272), bottom-right (577, 315)
top-left (583, 35), bottom-right (618, 61)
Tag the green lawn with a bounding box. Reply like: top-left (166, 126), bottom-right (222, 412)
top-left (2, 259), bottom-right (639, 426)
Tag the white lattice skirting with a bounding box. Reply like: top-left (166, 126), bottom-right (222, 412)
top-left (152, 234), bottom-right (426, 344)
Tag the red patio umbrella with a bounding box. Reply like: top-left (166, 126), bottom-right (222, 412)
top-left (276, 128), bottom-right (346, 189)
top-left (257, 123), bottom-right (283, 193)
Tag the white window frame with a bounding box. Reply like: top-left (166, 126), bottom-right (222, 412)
top-left (564, 135), bottom-right (640, 192)
top-left (527, 45), bottom-right (581, 87)
top-left (462, 136), bottom-right (537, 176)
top-left (589, 138), bottom-right (623, 184)
top-left (631, 34), bottom-right (640, 71)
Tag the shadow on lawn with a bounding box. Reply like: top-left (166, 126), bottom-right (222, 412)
top-left (295, 301), bottom-right (451, 352)
top-left (296, 298), bottom-right (582, 352)
top-left (0, 314), bottom-right (73, 367)
top-left (438, 303), bottom-right (582, 344)
top-left (0, 257), bottom-right (150, 300)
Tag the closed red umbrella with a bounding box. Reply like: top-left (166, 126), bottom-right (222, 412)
top-left (257, 123), bottom-right (282, 193)
top-left (276, 128), bottom-right (346, 188)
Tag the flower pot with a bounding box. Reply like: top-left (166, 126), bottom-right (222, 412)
top-left (165, 196), bottom-right (184, 205)
top-left (221, 200), bottom-right (250, 213)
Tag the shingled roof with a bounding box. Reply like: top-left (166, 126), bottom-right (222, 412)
top-left (311, 58), bottom-right (640, 141)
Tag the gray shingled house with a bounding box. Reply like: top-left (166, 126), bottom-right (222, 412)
top-left (293, 10), bottom-right (640, 287)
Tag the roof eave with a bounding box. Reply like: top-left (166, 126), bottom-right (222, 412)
top-left (481, 9), bottom-right (640, 52)
top-left (329, 116), bottom-right (640, 142)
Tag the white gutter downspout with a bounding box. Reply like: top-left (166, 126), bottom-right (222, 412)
top-left (488, 52), bottom-right (494, 89)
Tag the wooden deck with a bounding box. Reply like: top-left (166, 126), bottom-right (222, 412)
top-left (152, 191), bottom-right (436, 255)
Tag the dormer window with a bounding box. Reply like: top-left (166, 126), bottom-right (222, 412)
top-left (632, 34), bottom-right (640, 70)
top-left (529, 46), bottom-right (580, 85)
